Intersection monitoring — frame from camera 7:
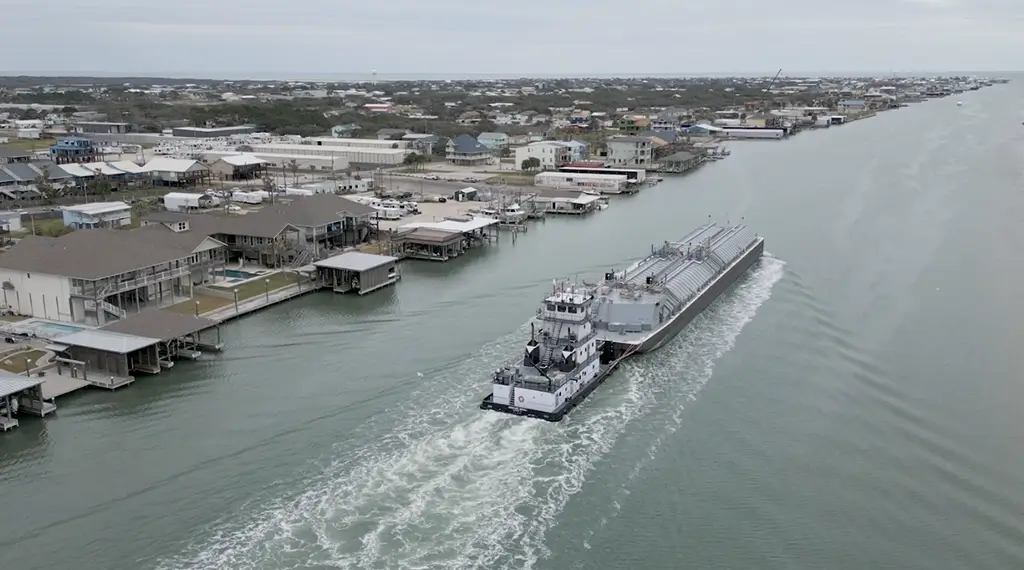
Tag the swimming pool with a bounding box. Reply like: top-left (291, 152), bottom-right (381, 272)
top-left (18, 319), bottom-right (89, 338)
top-left (216, 269), bottom-right (266, 280)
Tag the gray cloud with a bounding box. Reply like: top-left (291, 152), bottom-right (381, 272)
top-left (1, 0), bottom-right (1021, 77)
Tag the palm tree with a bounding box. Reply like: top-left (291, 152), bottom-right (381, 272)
top-left (287, 159), bottom-right (299, 187)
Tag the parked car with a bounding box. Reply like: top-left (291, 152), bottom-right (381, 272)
top-left (424, 174), bottom-right (440, 180)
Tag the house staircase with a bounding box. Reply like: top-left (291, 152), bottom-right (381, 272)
top-left (84, 299), bottom-right (127, 321)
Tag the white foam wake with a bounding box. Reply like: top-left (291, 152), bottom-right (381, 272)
top-left (157, 256), bottom-right (786, 570)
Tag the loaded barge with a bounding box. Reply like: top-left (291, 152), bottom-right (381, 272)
top-left (481, 222), bottom-right (765, 421)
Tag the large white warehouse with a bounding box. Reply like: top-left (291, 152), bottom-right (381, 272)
top-left (201, 150), bottom-right (351, 171)
top-left (534, 171), bottom-right (629, 193)
top-left (307, 137), bottom-right (412, 150)
top-left (249, 143), bottom-right (409, 165)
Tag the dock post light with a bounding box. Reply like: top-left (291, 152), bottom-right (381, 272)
top-left (233, 289), bottom-right (239, 314)
top-left (264, 279), bottom-right (270, 303)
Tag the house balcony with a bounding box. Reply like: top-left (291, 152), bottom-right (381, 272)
top-left (70, 262), bottom-right (209, 297)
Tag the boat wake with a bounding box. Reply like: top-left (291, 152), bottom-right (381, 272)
top-left (156, 256), bottom-right (786, 570)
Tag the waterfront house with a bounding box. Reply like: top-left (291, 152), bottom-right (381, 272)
top-left (143, 194), bottom-right (375, 266)
top-left (659, 151), bottom-right (703, 174)
top-left (49, 137), bottom-right (99, 164)
top-left (0, 228), bottom-right (229, 326)
top-left (605, 136), bottom-right (653, 168)
top-left (446, 134), bottom-right (492, 166)
top-left (62, 201), bottom-right (132, 229)
top-left (838, 100), bottom-right (866, 113)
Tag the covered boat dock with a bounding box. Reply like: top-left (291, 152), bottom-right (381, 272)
top-left (392, 216), bottom-right (500, 262)
top-left (314, 251), bottom-right (400, 295)
top-left (51, 310), bottom-right (220, 387)
top-left (0, 373), bottom-right (55, 431)
top-left (658, 150), bottom-right (704, 174)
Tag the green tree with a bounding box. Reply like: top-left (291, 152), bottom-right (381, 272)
top-left (520, 157), bottom-right (541, 171)
top-left (33, 169), bottom-right (60, 205)
top-left (88, 171), bottom-right (111, 199)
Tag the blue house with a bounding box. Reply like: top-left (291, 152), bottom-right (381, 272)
top-left (50, 137), bottom-right (99, 165)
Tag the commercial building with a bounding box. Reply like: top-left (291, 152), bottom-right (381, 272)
top-left (171, 126), bottom-right (256, 138)
top-left (534, 171), bottom-right (628, 193)
top-left (309, 137), bottom-right (412, 150)
top-left (248, 143), bottom-right (407, 166)
top-left (61, 201), bottom-right (133, 229)
top-left (202, 150), bottom-right (350, 172)
top-left (75, 122), bottom-right (131, 134)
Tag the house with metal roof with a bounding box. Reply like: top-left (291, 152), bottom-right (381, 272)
top-left (208, 154), bottom-right (268, 181)
top-left (445, 134), bottom-right (492, 166)
top-left (0, 371), bottom-right (53, 431)
top-left (0, 147), bottom-right (33, 164)
top-left (52, 310), bottom-right (220, 382)
top-left (62, 201), bottom-right (133, 229)
top-left (31, 159), bottom-right (75, 184)
top-left (142, 157), bottom-right (211, 186)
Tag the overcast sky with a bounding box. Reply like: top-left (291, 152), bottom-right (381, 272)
top-left (2, 0), bottom-right (1021, 78)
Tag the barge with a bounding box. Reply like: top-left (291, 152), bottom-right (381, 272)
top-left (480, 221), bottom-right (764, 421)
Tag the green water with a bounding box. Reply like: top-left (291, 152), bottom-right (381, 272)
top-left (2, 82), bottom-right (1024, 570)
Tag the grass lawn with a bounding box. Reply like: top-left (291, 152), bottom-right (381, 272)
top-left (19, 217), bottom-right (71, 237)
top-left (0, 315), bottom-right (27, 323)
top-left (164, 294), bottom-right (234, 316)
top-left (0, 349), bottom-right (47, 373)
top-left (0, 138), bottom-right (57, 151)
top-left (163, 272), bottom-right (305, 316)
top-left (484, 173), bottom-right (536, 186)
top-left (234, 271), bottom-right (303, 301)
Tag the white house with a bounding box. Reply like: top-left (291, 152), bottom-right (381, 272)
top-left (514, 141), bottom-right (570, 170)
top-left (605, 136), bottom-right (653, 168)
top-left (61, 201), bottom-right (132, 229)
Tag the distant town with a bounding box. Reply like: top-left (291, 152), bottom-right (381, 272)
top-left (0, 72), bottom-right (1010, 430)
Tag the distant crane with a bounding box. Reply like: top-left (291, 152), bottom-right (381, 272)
top-left (759, 68), bottom-right (783, 111)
